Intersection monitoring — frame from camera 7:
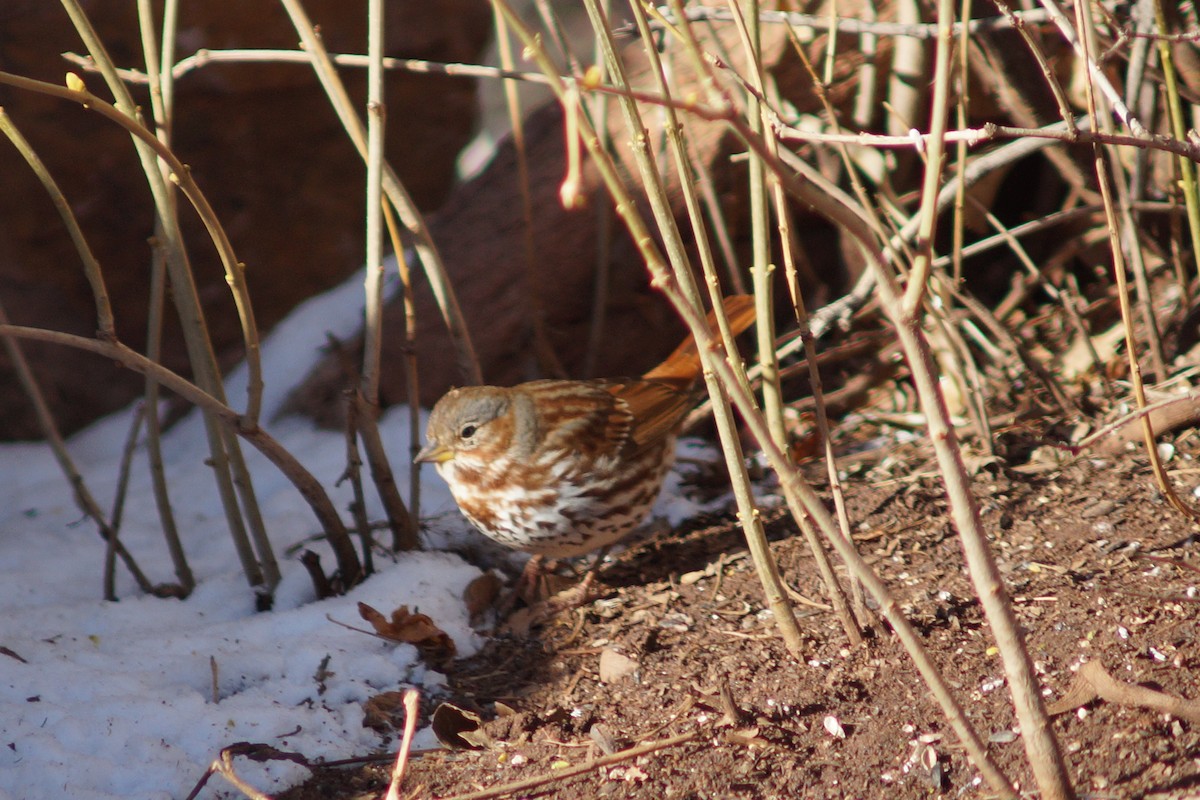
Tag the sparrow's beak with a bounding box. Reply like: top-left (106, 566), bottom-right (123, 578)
top-left (414, 442), bottom-right (454, 464)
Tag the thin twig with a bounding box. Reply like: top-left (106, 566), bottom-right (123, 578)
top-left (655, 5), bottom-right (1053, 38)
top-left (500, 3), bottom-right (1015, 791)
top-left (439, 729), bottom-right (702, 800)
top-left (276, 0), bottom-right (482, 386)
top-left (383, 690), bottom-right (420, 800)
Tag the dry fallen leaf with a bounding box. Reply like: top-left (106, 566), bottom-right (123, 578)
top-left (598, 648), bottom-right (638, 683)
top-left (431, 702), bottom-right (490, 750)
top-left (357, 602), bottom-right (456, 662)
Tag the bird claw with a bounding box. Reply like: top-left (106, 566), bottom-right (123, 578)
top-left (493, 554), bottom-right (611, 634)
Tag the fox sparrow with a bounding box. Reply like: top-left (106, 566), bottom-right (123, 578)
top-left (415, 296), bottom-right (756, 560)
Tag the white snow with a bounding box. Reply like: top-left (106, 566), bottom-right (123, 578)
top-left (0, 262), bottom-right (725, 800)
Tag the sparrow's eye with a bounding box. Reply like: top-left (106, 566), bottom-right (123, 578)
top-left (459, 424), bottom-right (477, 439)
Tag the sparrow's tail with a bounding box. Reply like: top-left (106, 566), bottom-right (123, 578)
top-left (643, 295), bottom-right (757, 383)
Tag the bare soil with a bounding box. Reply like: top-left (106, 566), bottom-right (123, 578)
top-left (281, 426), bottom-right (1200, 800)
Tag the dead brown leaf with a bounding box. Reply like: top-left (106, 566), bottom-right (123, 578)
top-left (357, 602), bottom-right (456, 663)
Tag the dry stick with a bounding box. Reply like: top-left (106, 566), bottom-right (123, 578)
top-left (1047, 660), bottom-right (1200, 723)
top-left (356, 392), bottom-right (418, 552)
top-left (737, 344), bottom-right (1023, 792)
top-left (728, 67), bottom-right (1051, 800)
top-left (886, 0), bottom-right (925, 187)
top-left (0, 112), bottom-right (156, 598)
top-left (1115, 0), bottom-right (1159, 296)
top-left (209, 656), bottom-right (219, 704)
top-left (0, 307), bottom-right (154, 598)
top-left (950, 0), bottom-right (972, 289)
top-left (108, 404), bottom-right (146, 539)
top-left (499, 8), bottom-right (1010, 790)
top-left (1075, 1), bottom-right (1200, 526)
top-left (907, 199), bottom-right (1080, 800)
top-left (61, 47), bottom-right (557, 87)
top-left (987, 0), bottom-right (1078, 135)
top-left (926, 301), bottom-right (996, 459)
top-left (1113, 161), bottom-right (1168, 383)
top-left (773, 101), bottom-right (1099, 266)
top-left (964, 39), bottom-right (1093, 199)
top-left (273, 3), bottom-right (462, 548)
top-left (624, 10), bottom-right (755, 427)
top-left (384, 211), bottom-right (423, 526)
top-left (32, 6), bottom-right (274, 595)
top-left (154, 0), bottom-right (180, 130)
top-left (656, 264), bottom-right (1022, 793)
top-left (710, 38), bottom-right (1111, 793)
top-left (53, 10), bottom-right (1055, 84)
top-left (653, 0), bottom-right (860, 648)
top-left (1075, 387), bottom-right (1200, 452)
top-left (64, 41), bottom-right (1200, 161)
top-left (783, 260), bottom-right (875, 631)
top-left (898, 0), bottom-right (952, 313)
top-left (207, 758), bottom-right (271, 800)
top-left (533, 0), bottom-right (581, 69)
top-left (579, 0), bottom-right (806, 655)
top-left (0, 324), bottom-right (364, 585)
top-left (341, 397), bottom-right (376, 576)
top-left (144, 243), bottom-right (196, 591)
top-left (277, 0), bottom-right (482, 387)
top-left (360, 0), bottom-right (386, 428)
top-left (852, 0), bottom-right (880, 129)
top-left (63, 43), bottom-right (1199, 161)
top-left (212, 745), bottom-right (305, 800)
top-left (727, 0), bottom-right (789, 454)
top-left (796, 25), bottom-right (1012, 606)
top-left (566, 6), bottom-right (1069, 790)
top-left (60, 3), bottom-right (265, 425)
top-left (286, 0), bottom-right (415, 556)
top-left (873, 4), bottom-right (1073, 794)
top-left (782, 117), bottom-right (1116, 311)
top-left (383, 689), bottom-right (420, 800)
top-left (898, 27), bottom-right (995, 459)
top-left (934, 204), bottom-right (1096, 268)
top-left (768, 26), bottom-right (902, 618)
top-left (439, 730), bottom-right (702, 800)
top-left (181, 743), bottom-right (309, 800)
top-left (136, 0), bottom-right (194, 595)
top-left (1094, 2), bottom-right (1165, 385)
top-left (1152, 0), bottom-right (1200, 283)
top-left (1039, 0), bottom-right (1146, 136)
top-left (106, 407), bottom-right (157, 598)
top-left (692, 145), bottom-right (746, 293)
top-left (492, 7), bottom-right (566, 380)
top-left (761, 118), bottom-right (1099, 394)
top-left (355, 0), bottom-right (417, 555)
top-left (754, 14), bottom-right (873, 629)
top-left (1121, 0), bottom-right (1156, 117)
top-left (664, 4), bottom-right (1053, 37)
top-left (584, 5), bottom-right (617, 378)
top-left (644, 7), bottom-right (744, 295)
top-left (770, 118), bottom-right (1200, 160)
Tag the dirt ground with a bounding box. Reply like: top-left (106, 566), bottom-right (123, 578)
top-left (278, 418), bottom-right (1200, 800)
